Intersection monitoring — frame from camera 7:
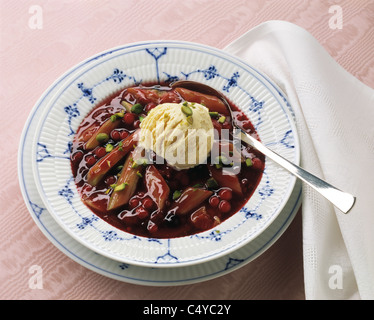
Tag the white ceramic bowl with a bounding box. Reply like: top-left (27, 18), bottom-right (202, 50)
top-left (31, 41), bottom-right (299, 268)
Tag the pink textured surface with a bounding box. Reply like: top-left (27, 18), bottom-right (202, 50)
top-left (1, 0), bottom-right (373, 300)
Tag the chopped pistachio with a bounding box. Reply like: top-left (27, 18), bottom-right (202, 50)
top-left (192, 183), bottom-right (203, 191)
top-left (215, 155), bottom-right (229, 165)
top-left (131, 103), bottom-right (143, 114)
top-left (105, 144), bottom-right (114, 152)
top-left (206, 177), bottom-right (219, 189)
top-left (186, 115), bottom-right (193, 125)
top-left (110, 112), bottom-right (125, 122)
top-left (218, 116), bottom-right (226, 124)
top-left (114, 182), bottom-right (128, 192)
top-left (245, 158), bottom-right (253, 167)
top-left (136, 171), bottom-right (143, 178)
top-left (96, 133), bottom-right (109, 143)
top-left (172, 190), bottom-right (182, 200)
top-left (181, 104), bottom-right (193, 116)
top-left (132, 157), bottom-right (148, 168)
top-left (209, 111), bottom-right (219, 118)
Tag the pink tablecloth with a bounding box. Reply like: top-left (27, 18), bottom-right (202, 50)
top-left (1, 0), bottom-right (373, 300)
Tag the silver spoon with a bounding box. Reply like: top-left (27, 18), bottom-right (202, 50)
top-left (171, 80), bottom-right (356, 214)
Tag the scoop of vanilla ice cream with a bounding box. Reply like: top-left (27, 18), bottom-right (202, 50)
top-left (139, 102), bottom-right (214, 170)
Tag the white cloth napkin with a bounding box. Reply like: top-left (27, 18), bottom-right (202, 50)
top-left (224, 21), bottom-right (374, 300)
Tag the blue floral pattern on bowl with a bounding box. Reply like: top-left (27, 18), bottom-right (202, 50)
top-left (31, 41), bottom-right (298, 267)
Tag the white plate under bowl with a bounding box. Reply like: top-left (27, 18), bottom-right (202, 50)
top-left (31, 41), bottom-right (299, 268)
top-left (18, 69), bottom-right (302, 285)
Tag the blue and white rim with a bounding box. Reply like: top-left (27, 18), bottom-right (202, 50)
top-left (28, 41), bottom-right (300, 267)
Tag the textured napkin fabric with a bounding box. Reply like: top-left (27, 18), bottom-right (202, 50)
top-left (224, 21), bottom-right (374, 300)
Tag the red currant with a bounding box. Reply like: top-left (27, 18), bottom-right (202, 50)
top-left (104, 175), bottom-right (116, 186)
top-left (123, 112), bottom-right (136, 126)
top-left (95, 147), bottom-right (106, 158)
top-left (120, 130), bottom-right (129, 140)
top-left (209, 196), bottom-right (220, 208)
top-left (218, 188), bottom-right (232, 201)
top-left (218, 200), bottom-right (231, 213)
top-left (142, 197), bottom-right (155, 210)
top-left (147, 220), bottom-right (158, 233)
top-left (190, 209), bottom-right (213, 230)
top-left (71, 151), bottom-right (83, 164)
top-left (85, 155), bottom-right (96, 167)
top-left (110, 130), bottom-right (121, 141)
top-left (129, 197), bottom-right (140, 209)
top-left (135, 206), bottom-right (149, 220)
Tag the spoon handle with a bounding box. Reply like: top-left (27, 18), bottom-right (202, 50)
top-left (240, 131), bottom-right (355, 213)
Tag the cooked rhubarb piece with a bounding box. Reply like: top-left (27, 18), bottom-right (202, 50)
top-left (144, 165), bottom-right (170, 212)
top-left (208, 165), bottom-right (243, 196)
top-left (120, 100), bottom-right (132, 113)
top-left (171, 187), bottom-right (213, 215)
top-left (86, 130), bottom-right (139, 186)
top-left (85, 117), bottom-right (122, 150)
top-left (126, 87), bottom-right (181, 105)
top-left (174, 87), bottom-right (229, 115)
top-left (76, 124), bottom-right (100, 143)
top-left (126, 87), bottom-right (159, 104)
top-left (107, 151), bottom-right (143, 211)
